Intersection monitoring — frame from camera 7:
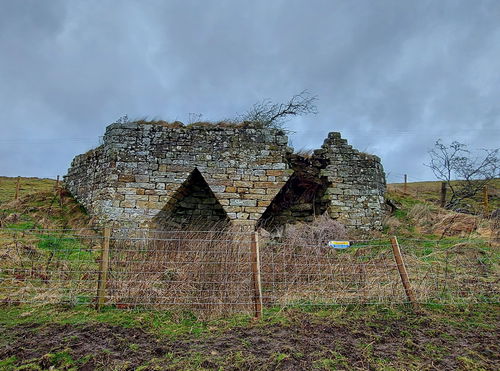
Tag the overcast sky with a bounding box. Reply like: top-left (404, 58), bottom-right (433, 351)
top-left (1, 0), bottom-right (499, 183)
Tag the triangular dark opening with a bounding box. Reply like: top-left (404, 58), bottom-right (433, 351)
top-left (258, 165), bottom-right (329, 232)
top-left (153, 168), bottom-right (230, 230)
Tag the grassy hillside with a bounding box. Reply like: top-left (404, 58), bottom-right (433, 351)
top-left (0, 176), bottom-right (56, 204)
top-left (388, 178), bottom-right (500, 213)
top-left (384, 179), bottom-right (498, 241)
top-left (0, 177), bottom-right (498, 370)
top-left (0, 176), bottom-right (91, 230)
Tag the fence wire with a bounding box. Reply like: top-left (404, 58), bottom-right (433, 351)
top-left (0, 228), bottom-right (498, 317)
top-left (399, 239), bottom-right (498, 304)
top-left (105, 229), bottom-right (255, 315)
top-left (0, 228), bottom-right (102, 306)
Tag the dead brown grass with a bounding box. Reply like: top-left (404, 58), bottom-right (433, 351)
top-left (404, 203), bottom-right (480, 237)
top-left (0, 190), bottom-right (92, 230)
top-left (133, 119), bottom-right (253, 129)
top-left (106, 227), bottom-right (254, 316)
top-left (0, 218), bottom-right (497, 316)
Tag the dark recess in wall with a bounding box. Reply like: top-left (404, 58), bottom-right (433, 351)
top-left (259, 154), bottom-right (329, 231)
top-left (153, 168), bottom-right (229, 230)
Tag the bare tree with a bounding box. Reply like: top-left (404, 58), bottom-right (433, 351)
top-left (241, 90), bottom-right (318, 128)
top-left (426, 140), bottom-right (499, 210)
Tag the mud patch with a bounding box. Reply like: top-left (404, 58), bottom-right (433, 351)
top-left (0, 323), bottom-right (175, 370)
top-left (1, 308), bottom-right (499, 370)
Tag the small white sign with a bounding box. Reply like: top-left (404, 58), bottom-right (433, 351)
top-left (328, 240), bottom-right (350, 249)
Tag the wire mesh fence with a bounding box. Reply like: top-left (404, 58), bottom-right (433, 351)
top-left (0, 227), bottom-right (498, 318)
top-left (106, 229), bottom-right (255, 315)
top-left (0, 228), bottom-right (102, 306)
top-left (260, 240), bottom-right (408, 306)
top-left (399, 238), bottom-right (499, 304)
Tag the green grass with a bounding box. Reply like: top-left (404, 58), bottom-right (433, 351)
top-left (0, 177), bottom-right (56, 205)
top-left (0, 304), bottom-right (253, 339)
top-left (0, 177), bottom-right (90, 231)
top-left (1, 303), bottom-right (498, 370)
top-left (0, 356), bottom-right (17, 370)
top-left (388, 178), bottom-right (500, 212)
top-left (37, 234), bottom-right (95, 262)
top-left (0, 302), bottom-right (495, 339)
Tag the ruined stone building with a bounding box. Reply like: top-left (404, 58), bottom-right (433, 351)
top-left (64, 121), bottom-right (386, 231)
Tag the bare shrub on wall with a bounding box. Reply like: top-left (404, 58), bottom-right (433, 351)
top-left (241, 90), bottom-right (318, 129)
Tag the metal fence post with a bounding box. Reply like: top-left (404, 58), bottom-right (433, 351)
top-left (251, 231), bottom-right (263, 319)
top-left (390, 236), bottom-right (418, 309)
top-left (96, 226), bottom-right (111, 310)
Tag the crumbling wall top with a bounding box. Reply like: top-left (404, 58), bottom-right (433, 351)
top-left (65, 122), bottom-right (386, 230)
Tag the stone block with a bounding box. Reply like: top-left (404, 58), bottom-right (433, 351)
top-left (118, 174), bottom-right (135, 182)
top-left (225, 206), bottom-right (242, 212)
top-left (249, 188), bottom-right (266, 194)
top-left (120, 200), bottom-right (136, 208)
top-left (234, 180), bottom-right (253, 188)
top-left (65, 122), bottom-right (386, 231)
top-left (257, 200), bottom-right (271, 207)
top-left (254, 181), bottom-right (283, 189)
top-left (243, 206), bottom-right (267, 213)
top-left (266, 170), bottom-right (284, 176)
top-left (230, 199), bottom-right (257, 207)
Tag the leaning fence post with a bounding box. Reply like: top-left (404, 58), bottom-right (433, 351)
top-left (96, 226), bottom-right (111, 311)
top-left (390, 236), bottom-right (418, 309)
top-left (15, 176), bottom-right (20, 200)
top-left (250, 231), bottom-right (263, 319)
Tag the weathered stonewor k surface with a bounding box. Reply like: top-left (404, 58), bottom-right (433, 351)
top-left (64, 121), bottom-right (386, 230)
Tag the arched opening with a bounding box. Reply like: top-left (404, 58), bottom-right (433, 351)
top-left (153, 168), bottom-right (230, 230)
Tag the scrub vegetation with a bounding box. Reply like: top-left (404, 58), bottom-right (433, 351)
top-left (0, 177), bottom-right (498, 370)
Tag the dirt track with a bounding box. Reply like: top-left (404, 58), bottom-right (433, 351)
top-left (1, 309), bottom-right (499, 370)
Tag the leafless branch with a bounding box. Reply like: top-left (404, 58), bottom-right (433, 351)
top-left (425, 140), bottom-right (499, 210)
top-left (241, 90), bottom-right (318, 128)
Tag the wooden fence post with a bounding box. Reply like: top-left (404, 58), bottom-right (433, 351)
top-left (403, 174), bottom-right (408, 194)
top-left (250, 231), bottom-right (263, 319)
top-left (390, 236), bottom-right (418, 309)
top-left (15, 176), bottom-right (20, 200)
top-left (440, 182), bottom-right (447, 208)
top-left (96, 226), bottom-right (111, 310)
top-left (483, 185), bottom-right (489, 216)
top-left (55, 175), bottom-right (60, 192)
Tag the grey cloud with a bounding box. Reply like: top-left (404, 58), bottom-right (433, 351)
top-left (0, 0), bottom-right (498, 182)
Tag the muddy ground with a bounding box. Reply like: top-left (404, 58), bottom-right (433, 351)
top-left (1, 308), bottom-right (499, 370)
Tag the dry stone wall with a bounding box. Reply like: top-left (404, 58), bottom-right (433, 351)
top-left (65, 122), bottom-right (292, 229)
top-left (318, 133), bottom-right (386, 229)
top-left (65, 122), bottom-right (386, 230)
